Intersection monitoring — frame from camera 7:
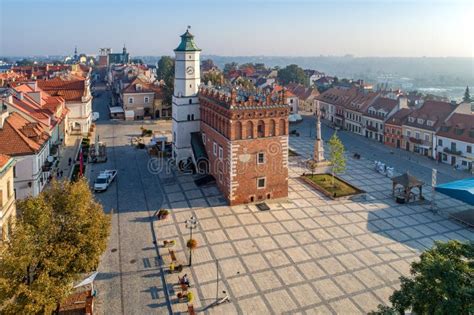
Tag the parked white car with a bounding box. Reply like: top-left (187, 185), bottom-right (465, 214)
top-left (93, 170), bottom-right (117, 192)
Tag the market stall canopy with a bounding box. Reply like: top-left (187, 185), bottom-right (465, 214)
top-left (392, 172), bottom-right (424, 188)
top-left (435, 177), bottom-right (474, 206)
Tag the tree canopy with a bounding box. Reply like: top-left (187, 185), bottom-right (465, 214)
top-left (370, 240), bottom-right (474, 315)
top-left (0, 179), bottom-right (111, 314)
top-left (156, 56), bottom-right (175, 105)
top-left (202, 71), bottom-right (225, 86)
top-left (463, 86), bottom-right (471, 103)
top-left (223, 62), bottom-right (238, 75)
top-left (277, 64), bottom-right (308, 86)
top-left (328, 132), bottom-right (346, 185)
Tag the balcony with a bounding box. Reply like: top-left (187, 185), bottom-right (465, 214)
top-left (443, 147), bottom-right (462, 156)
top-left (42, 160), bottom-right (53, 172)
top-left (366, 125), bottom-right (379, 132)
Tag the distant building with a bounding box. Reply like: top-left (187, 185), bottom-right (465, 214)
top-left (304, 69), bottom-right (325, 86)
top-left (0, 154), bottom-right (16, 242)
top-left (108, 46), bottom-right (130, 65)
top-left (121, 77), bottom-right (166, 119)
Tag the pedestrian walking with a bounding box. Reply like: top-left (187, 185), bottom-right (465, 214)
top-left (56, 169), bottom-right (60, 178)
top-left (68, 157), bottom-right (72, 166)
top-left (60, 170), bottom-right (64, 178)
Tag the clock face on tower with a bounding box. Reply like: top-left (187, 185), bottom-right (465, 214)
top-left (186, 66), bottom-right (194, 75)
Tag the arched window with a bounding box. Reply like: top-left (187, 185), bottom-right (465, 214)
top-left (279, 119), bottom-right (286, 135)
top-left (269, 119), bottom-right (276, 136)
top-left (257, 120), bottom-right (265, 137)
top-left (246, 121), bottom-right (254, 139)
top-left (191, 114), bottom-right (194, 120)
top-left (234, 121), bottom-right (242, 140)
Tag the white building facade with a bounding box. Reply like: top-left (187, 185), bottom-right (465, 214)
top-left (172, 29), bottom-right (202, 165)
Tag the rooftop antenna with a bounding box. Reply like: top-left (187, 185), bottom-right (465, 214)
top-left (187, 25), bottom-right (191, 30)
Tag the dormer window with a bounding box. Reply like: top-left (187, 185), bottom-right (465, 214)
top-left (136, 84), bottom-right (142, 91)
top-left (469, 129), bottom-right (474, 138)
top-left (417, 118), bottom-right (424, 124)
top-left (454, 128), bottom-right (463, 135)
top-left (408, 117), bottom-right (415, 123)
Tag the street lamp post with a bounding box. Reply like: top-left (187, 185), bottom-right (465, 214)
top-left (185, 216), bottom-right (198, 267)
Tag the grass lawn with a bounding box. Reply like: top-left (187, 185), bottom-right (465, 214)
top-left (304, 173), bottom-right (358, 197)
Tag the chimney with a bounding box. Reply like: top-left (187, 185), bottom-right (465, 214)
top-left (398, 96), bottom-right (408, 109)
top-left (27, 81), bottom-right (38, 91)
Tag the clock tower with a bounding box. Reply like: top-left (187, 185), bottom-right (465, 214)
top-left (172, 28), bottom-right (201, 164)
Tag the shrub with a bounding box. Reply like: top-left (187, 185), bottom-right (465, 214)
top-left (187, 239), bottom-right (198, 250)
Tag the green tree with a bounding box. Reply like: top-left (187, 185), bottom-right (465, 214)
top-left (0, 179), bottom-right (111, 314)
top-left (235, 77), bottom-right (256, 91)
top-left (328, 132), bottom-right (346, 186)
top-left (202, 71), bottom-right (225, 86)
top-left (463, 86), bottom-right (471, 102)
top-left (201, 59), bottom-right (216, 71)
top-left (277, 64), bottom-right (309, 86)
top-left (156, 56), bottom-right (175, 105)
top-left (223, 62), bottom-right (238, 75)
top-left (370, 241), bottom-right (474, 315)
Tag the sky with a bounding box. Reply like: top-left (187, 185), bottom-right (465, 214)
top-left (1, 0), bottom-right (473, 58)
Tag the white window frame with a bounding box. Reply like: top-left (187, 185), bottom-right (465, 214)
top-left (257, 152), bottom-right (265, 164)
top-left (128, 97), bottom-right (134, 104)
top-left (144, 96), bottom-right (149, 104)
top-left (257, 177), bottom-right (266, 189)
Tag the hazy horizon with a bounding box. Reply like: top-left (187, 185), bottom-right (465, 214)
top-left (1, 0), bottom-right (473, 58)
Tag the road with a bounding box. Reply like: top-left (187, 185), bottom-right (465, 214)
top-left (90, 85), bottom-right (172, 314)
top-left (290, 114), bottom-right (470, 185)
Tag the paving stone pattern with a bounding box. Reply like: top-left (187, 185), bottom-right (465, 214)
top-left (153, 136), bottom-right (474, 314)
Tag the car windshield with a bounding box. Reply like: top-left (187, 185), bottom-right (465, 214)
top-left (95, 177), bottom-right (107, 184)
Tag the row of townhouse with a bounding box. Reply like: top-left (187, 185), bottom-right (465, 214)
top-left (317, 87), bottom-right (474, 171)
top-left (0, 64), bottom-right (93, 244)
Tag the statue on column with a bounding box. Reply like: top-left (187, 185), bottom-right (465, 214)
top-left (313, 101), bottom-right (325, 163)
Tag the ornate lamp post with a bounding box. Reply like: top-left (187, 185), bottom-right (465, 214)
top-left (185, 216), bottom-right (198, 266)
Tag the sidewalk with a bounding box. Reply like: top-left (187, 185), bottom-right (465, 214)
top-left (55, 135), bottom-right (82, 181)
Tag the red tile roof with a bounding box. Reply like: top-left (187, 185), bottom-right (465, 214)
top-left (385, 108), bottom-right (413, 126)
top-left (0, 154), bottom-right (12, 169)
top-left (404, 100), bottom-right (456, 131)
top-left (37, 77), bottom-right (86, 102)
top-left (122, 77), bottom-right (165, 96)
top-left (0, 112), bottom-right (50, 156)
top-left (437, 113), bottom-right (474, 143)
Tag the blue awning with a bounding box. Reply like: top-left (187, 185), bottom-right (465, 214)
top-left (435, 177), bottom-right (474, 206)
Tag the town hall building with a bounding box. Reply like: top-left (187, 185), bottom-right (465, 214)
top-left (171, 29), bottom-right (289, 205)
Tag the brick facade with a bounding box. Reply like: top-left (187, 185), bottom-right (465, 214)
top-left (199, 87), bottom-right (289, 205)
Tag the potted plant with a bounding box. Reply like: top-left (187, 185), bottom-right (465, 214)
top-left (157, 209), bottom-right (169, 220)
top-left (186, 239), bottom-right (198, 250)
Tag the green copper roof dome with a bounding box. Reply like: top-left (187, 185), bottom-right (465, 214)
top-left (174, 29), bottom-right (201, 52)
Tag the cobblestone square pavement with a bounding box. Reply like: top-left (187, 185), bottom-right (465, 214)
top-left (154, 136), bottom-right (474, 314)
